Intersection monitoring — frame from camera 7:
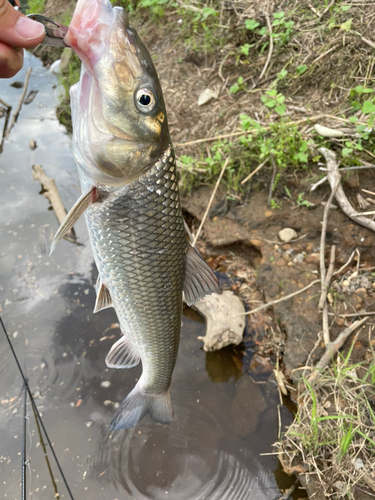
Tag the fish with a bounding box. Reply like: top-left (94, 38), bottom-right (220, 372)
top-left (51, 0), bottom-right (220, 430)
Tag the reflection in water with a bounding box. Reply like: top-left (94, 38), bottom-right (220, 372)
top-left (0, 53), bottom-right (303, 499)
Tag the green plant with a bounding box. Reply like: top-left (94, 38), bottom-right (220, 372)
top-left (296, 193), bottom-right (313, 208)
top-left (26, 0), bottom-right (46, 14)
top-left (261, 90), bottom-right (286, 116)
top-left (229, 76), bottom-right (246, 94)
top-left (271, 11), bottom-right (295, 46)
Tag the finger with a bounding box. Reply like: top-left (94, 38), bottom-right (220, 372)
top-left (0, 0), bottom-right (45, 48)
top-left (0, 41), bottom-right (24, 78)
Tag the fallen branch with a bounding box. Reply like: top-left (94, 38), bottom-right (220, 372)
top-left (308, 316), bottom-right (369, 384)
top-left (319, 147), bottom-right (375, 233)
top-left (32, 165), bottom-right (76, 241)
top-left (6, 68), bottom-right (32, 138)
top-left (319, 245), bottom-right (336, 311)
top-left (192, 156), bottom-right (229, 247)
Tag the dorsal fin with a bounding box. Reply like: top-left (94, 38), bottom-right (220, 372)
top-left (50, 186), bottom-right (99, 254)
top-left (183, 244), bottom-right (220, 306)
top-left (106, 336), bottom-right (140, 369)
top-left (93, 276), bottom-right (113, 313)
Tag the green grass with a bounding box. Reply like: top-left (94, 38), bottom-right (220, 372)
top-left (26, 0), bottom-right (46, 14)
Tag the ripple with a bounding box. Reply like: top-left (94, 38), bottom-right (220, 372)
top-left (90, 378), bottom-right (278, 500)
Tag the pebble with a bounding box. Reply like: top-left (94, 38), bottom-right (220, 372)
top-left (354, 287), bottom-right (367, 296)
top-left (342, 280), bottom-right (349, 287)
top-left (293, 253), bottom-right (304, 264)
top-left (279, 228), bottom-right (297, 242)
top-left (100, 381), bottom-right (111, 388)
top-left (85, 421), bottom-right (93, 428)
top-left (372, 282), bottom-right (375, 289)
top-left (305, 253), bottom-right (319, 264)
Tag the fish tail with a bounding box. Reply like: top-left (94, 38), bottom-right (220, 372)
top-left (110, 384), bottom-right (173, 430)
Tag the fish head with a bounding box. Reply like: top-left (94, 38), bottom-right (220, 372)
top-left (65, 0), bottom-right (169, 186)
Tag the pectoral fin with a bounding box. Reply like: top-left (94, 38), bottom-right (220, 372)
top-left (93, 276), bottom-right (113, 313)
top-left (106, 336), bottom-right (140, 369)
top-left (50, 186), bottom-right (99, 254)
top-left (183, 244), bottom-right (220, 306)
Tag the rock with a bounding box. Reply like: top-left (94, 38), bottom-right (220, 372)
top-left (197, 87), bottom-right (219, 106)
top-left (305, 253), bottom-right (319, 263)
top-left (195, 291), bottom-right (245, 351)
top-left (279, 228), bottom-right (297, 242)
top-left (29, 140), bottom-right (37, 150)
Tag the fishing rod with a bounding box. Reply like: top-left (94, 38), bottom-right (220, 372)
top-left (0, 317), bottom-right (75, 500)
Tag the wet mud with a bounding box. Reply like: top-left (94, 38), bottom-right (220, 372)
top-left (0, 54), bottom-right (301, 499)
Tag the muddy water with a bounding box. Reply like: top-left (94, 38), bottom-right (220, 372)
top-left (0, 53), bottom-right (298, 499)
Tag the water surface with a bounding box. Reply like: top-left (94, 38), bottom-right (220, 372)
top-left (0, 53), bottom-right (297, 499)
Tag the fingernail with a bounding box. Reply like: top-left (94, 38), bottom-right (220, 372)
top-left (15, 16), bottom-right (45, 41)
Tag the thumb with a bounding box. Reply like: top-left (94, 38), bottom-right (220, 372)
top-left (0, 0), bottom-right (45, 48)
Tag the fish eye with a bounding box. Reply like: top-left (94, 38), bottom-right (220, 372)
top-left (135, 88), bottom-right (156, 113)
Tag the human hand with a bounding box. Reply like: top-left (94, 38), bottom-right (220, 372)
top-left (0, 0), bottom-right (45, 78)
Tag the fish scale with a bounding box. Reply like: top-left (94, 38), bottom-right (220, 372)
top-left (85, 148), bottom-right (187, 393)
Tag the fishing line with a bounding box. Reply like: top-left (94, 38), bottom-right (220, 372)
top-left (0, 317), bottom-right (75, 500)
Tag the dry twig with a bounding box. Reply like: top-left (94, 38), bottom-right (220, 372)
top-left (308, 316), bottom-right (369, 384)
top-left (319, 148), bottom-right (375, 233)
top-left (192, 156), bottom-right (229, 247)
top-left (259, 14), bottom-right (273, 81)
top-left (241, 158), bottom-right (268, 185)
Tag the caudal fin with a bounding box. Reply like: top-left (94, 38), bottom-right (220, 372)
top-left (110, 384), bottom-right (173, 430)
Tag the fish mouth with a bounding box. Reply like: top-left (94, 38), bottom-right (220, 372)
top-left (64, 0), bottom-right (129, 74)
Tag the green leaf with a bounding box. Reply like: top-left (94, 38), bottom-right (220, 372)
top-left (240, 44), bottom-right (251, 56)
top-left (341, 5), bottom-right (351, 11)
top-left (273, 11), bottom-right (285, 19)
top-left (265, 99), bottom-right (276, 108)
top-left (367, 114), bottom-right (375, 129)
top-left (354, 86), bottom-right (373, 94)
top-left (362, 100), bottom-right (375, 114)
top-left (275, 104), bottom-right (286, 115)
top-left (238, 76), bottom-right (244, 84)
top-left (296, 64), bottom-right (307, 75)
top-left (245, 19), bottom-right (260, 30)
top-left (349, 116), bottom-right (358, 123)
top-left (266, 89), bottom-right (277, 97)
top-left (342, 148), bottom-right (353, 157)
top-left (340, 18), bottom-right (352, 31)
top-left (259, 26), bottom-right (267, 36)
top-left (229, 84), bottom-right (239, 94)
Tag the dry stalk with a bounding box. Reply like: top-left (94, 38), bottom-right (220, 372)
top-left (192, 156), bottom-right (229, 247)
top-left (259, 13), bottom-right (273, 81)
top-left (308, 316), bottom-right (369, 384)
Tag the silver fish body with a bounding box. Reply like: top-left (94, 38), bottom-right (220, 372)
top-left (52, 0), bottom-right (220, 429)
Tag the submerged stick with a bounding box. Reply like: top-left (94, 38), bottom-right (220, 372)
top-left (6, 68), bottom-right (32, 138)
top-left (32, 165), bottom-right (75, 240)
top-left (308, 316), bottom-right (369, 384)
